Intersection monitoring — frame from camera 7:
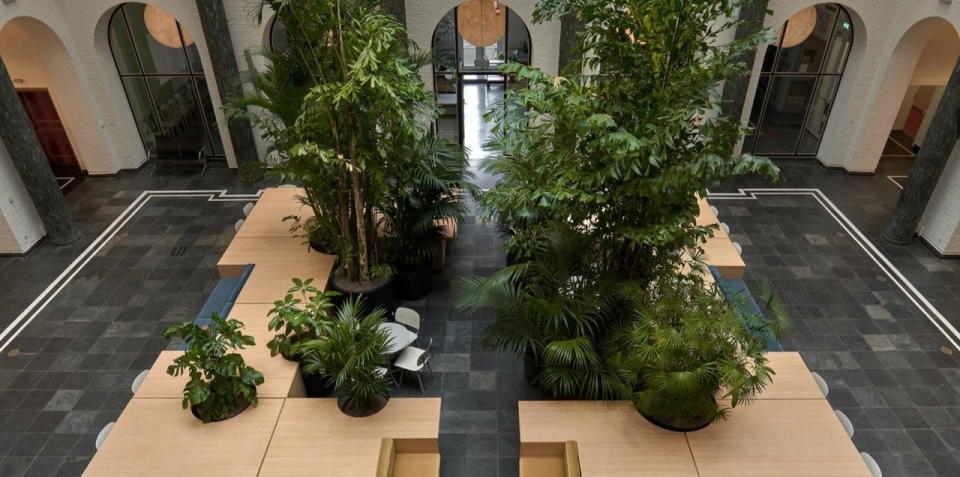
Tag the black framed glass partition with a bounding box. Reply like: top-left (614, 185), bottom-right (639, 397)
top-left (431, 0), bottom-right (532, 144)
top-left (109, 3), bottom-right (225, 158)
top-left (744, 3), bottom-right (853, 156)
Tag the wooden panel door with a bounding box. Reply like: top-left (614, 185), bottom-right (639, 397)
top-left (16, 89), bottom-right (80, 176)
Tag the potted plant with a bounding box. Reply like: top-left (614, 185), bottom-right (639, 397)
top-left (606, 278), bottom-right (788, 431)
top-left (381, 134), bottom-right (477, 300)
top-left (266, 277), bottom-right (338, 361)
top-left (236, 1), bottom-right (451, 312)
top-left (163, 313), bottom-right (264, 423)
top-left (296, 297), bottom-right (392, 416)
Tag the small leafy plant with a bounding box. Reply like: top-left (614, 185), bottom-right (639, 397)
top-left (163, 313), bottom-right (264, 423)
top-left (296, 297), bottom-right (392, 417)
top-left (267, 278), bottom-right (339, 360)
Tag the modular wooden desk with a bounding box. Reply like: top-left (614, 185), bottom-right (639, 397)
top-left (755, 352), bottom-right (824, 400)
top-left (236, 188), bottom-right (314, 239)
top-left (698, 236), bottom-right (745, 280)
top-left (259, 398), bottom-right (441, 477)
top-left (135, 347), bottom-right (304, 400)
top-left (226, 303), bottom-right (275, 330)
top-left (687, 399), bottom-right (870, 476)
top-left (234, 261), bottom-right (336, 304)
top-left (697, 200), bottom-right (728, 239)
top-left (218, 237), bottom-right (327, 277)
top-left (82, 398), bottom-right (285, 477)
top-left (519, 401), bottom-right (700, 476)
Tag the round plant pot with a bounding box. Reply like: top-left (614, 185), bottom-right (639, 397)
top-left (337, 392), bottom-right (390, 417)
top-left (638, 397), bottom-right (717, 433)
top-left (190, 392), bottom-right (255, 423)
top-left (395, 268), bottom-right (433, 301)
top-left (331, 274), bottom-right (399, 314)
top-left (522, 352), bottom-right (541, 386)
top-left (301, 370), bottom-right (336, 398)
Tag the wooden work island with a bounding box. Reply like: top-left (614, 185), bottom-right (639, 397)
top-left (519, 352), bottom-right (871, 477)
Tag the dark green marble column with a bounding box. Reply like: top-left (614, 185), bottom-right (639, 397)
top-left (381, 0), bottom-right (406, 26)
top-left (195, 0), bottom-right (258, 166)
top-left (558, 13), bottom-right (583, 75)
top-left (0, 58), bottom-right (81, 246)
top-left (883, 55), bottom-right (960, 245)
top-left (720, 0), bottom-right (769, 123)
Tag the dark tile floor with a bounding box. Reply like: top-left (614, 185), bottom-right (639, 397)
top-left (1, 154), bottom-right (959, 475)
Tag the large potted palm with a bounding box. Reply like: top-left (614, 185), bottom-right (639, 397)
top-left (606, 278), bottom-right (788, 431)
top-left (296, 297), bottom-right (392, 416)
top-left (382, 134), bottom-right (477, 300)
top-left (163, 314), bottom-right (264, 423)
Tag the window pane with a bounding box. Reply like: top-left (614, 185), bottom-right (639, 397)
top-left (753, 76), bottom-right (817, 154)
top-left (194, 77), bottom-right (226, 156)
top-left (435, 74), bottom-right (459, 143)
top-left (797, 76), bottom-right (842, 155)
top-left (775, 4), bottom-right (839, 73)
top-left (110, 11), bottom-right (141, 75)
top-left (822, 9), bottom-right (853, 74)
top-left (120, 77), bottom-right (160, 153)
top-left (743, 76), bottom-right (771, 153)
top-left (506, 9), bottom-right (531, 65)
top-left (760, 44), bottom-right (778, 73)
top-left (183, 26), bottom-right (204, 74)
top-left (270, 17), bottom-right (290, 52)
top-left (146, 76), bottom-right (203, 138)
top-left (123, 3), bottom-right (190, 75)
top-left (433, 11), bottom-right (457, 73)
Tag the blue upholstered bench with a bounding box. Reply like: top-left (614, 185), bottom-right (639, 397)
top-left (710, 266), bottom-right (784, 352)
top-left (178, 264), bottom-right (255, 349)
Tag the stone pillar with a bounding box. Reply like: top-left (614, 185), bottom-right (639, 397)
top-left (883, 55), bottom-right (960, 245)
top-left (720, 0), bottom-right (769, 123)
top-left (558, 13), bottom-right (584, 75)
top-left (0, 58), bottom-right (81, 246)
top-left (381, 0), bottom-right (406, 26)
top-left (195, 0), bottom-right (258, 166)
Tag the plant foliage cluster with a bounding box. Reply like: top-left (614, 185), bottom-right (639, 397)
top-left (460, 0), bottom-right (787, 425)
top-left (267, 278), bottom-right (339, 360)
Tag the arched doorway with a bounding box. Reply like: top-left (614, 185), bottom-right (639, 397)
top-left (744, 3), bottom-right (854, 157)
top-left (108, 3), bottom-right (225, 160)
top-left (431, 0), bottom-right (531, 149)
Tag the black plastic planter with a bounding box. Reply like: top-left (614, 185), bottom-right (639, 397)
top-left (301, 370), bottom-right (336, 398)
top-left (331, 274), bottom-right (399, 314)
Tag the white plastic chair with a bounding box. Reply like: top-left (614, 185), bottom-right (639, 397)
top-left (720, 223), bottom-right (730, 235)
top-left (395, 308), bottom-right (421, 345)
top-left (835, 410), bottom-right (854, 438)
top-left (393, 338), bottom-right (433, 394)
top-left (234, 219), bottom-right (245, 232)
top-left (861, 452), bottom-right (882, 477)
top-left (131, 369), bottom-right (149, 394)
top-left (811, 372), bottom-right (829, 397)
top-left (242, 202), bottom-right (255, 217)
top-left (95, 422), bottom-right (116, 450)
top-left (710, 205), bottom-right (719, 216)
top-left (733, 242), bottom-right (743, 255)
top-left (279, 184), bottom-right (297, 188)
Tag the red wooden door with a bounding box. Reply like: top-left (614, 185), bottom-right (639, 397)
top-left (16, 90), bottom-right (80, 176)
top-left (903, 106), bottom-right (924, 140)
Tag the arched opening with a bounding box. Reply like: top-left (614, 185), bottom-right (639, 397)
top-left (431, 0), bottom-right (531, 157)
top-left (267, 14), bottom-right (288, 52)
top-left (108, 3), bottom-right (225, 160)
top-left (0, 17), bottom-right (100, 193)
top-left (743, 3), bottom-right (854, 157)
top-left (881, 21), bottom-right (960, 172)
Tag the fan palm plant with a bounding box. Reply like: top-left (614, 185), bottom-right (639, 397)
top-left (458, 224), bottom-right (627, 399)
top-left (296, 297), bottom-right (392, 417)
top-left (606, 278), bottom-right (788, 431)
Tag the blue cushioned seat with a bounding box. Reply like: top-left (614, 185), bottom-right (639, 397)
top-left (710, 267), bottom-right (784, 352)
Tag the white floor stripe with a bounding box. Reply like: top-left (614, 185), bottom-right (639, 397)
top-left (0, 190), bottom-right (261, 354)
top-left (887, 175), bottom-right (907, 190)
top-left (708, 188), bottom-right (960, 351)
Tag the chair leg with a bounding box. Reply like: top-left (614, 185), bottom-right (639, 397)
top-left (417, 373), bottom-right (424, 395)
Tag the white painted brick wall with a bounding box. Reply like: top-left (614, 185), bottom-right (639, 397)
top-left (0, 140), bottom-right (44, 254)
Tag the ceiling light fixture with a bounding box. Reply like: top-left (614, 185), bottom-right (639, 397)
top-left (777, 6), bottom-right (817, 49)
top-left (144, 5), bottom-right (194, 49)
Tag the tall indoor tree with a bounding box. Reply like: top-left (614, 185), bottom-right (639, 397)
top-left (462, 0), bottom-right (783, 399)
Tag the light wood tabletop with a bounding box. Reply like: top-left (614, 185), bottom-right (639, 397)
top-left (234, 261), bottom-right (336, 304)
top-left (519, 401), bottom-right (700, 476)
top-left (218, 237), bottom-right (322, 277)
top-left (82, 398), bottom-right (285, 477)
top-left (758, 352), bottom-right (825, 400)
top-left (134, 341), bottom-right (302, 400)
top-left (259, 398), bottom-right (441, 477)
top-left (236, 188), bottom-right (314, 239)
top-left (697, 236), bottom-right (746, 280)
top-left (226, 303), bottom-right (276, 331)
top-left (687, 399), bottom-right (870, 477)
top-left (697, 199), bottom-right (728, 238)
